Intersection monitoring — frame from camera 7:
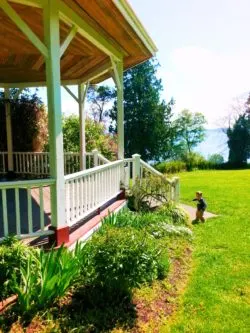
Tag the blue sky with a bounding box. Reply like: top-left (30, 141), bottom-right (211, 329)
top-left (38, 0), bottom-right (250, 128)
top-left (129, 0), bottom-right (250, 127)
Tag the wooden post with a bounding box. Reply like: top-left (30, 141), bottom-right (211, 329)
top-left (78, 82), bottom-right (89, 170)
top-left (4, 88), bottom-right (14, 173)
top-left (92, 149), bottom-right (99, 167)
top-left (44, 0), bottom-right (68, 244)
top-left (132, 153), bottom-right (141, 185)
top-left (115, 60), bottom-right (124, 160)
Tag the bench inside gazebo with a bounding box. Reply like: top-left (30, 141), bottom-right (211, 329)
top-left (0, 0), bottom-right (179, 246)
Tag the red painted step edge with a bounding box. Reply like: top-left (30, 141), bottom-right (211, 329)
top-left (65, 199), bottom-right (127, 248)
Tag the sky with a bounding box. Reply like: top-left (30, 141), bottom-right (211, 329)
top-left (36, 0), bottom-right (250, 128)
top-left (129, 0), bottom-right (250, 128)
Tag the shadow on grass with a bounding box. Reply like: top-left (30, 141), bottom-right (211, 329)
top-left (53, 285), bottom-right (137, 332)
top-left (0, 286), bottom-right (137, 333)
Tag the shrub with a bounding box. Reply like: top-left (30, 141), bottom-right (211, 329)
top-left (155, 160), bottom-right (187, 174)
top-left (208, 153), bottom-right (224, 165)
top-left (11, 244), bottom-right (83, 314)
top-left (156, 203), bottom-right (190, 226)
top-left (80, 227), bottom-right (169, 295)
top-left (128, 175), bottom-right (176, 212)
top-left (0, 236), bottom-right (38, 300)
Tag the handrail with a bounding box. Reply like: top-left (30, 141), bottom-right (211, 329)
top-left (64, 160), bottom-right (123, 181)
top-left (140, 159), bottom-right (163, 177)
top-left (0, 178), bottom-right (56, 189)
top-left (97, 153), bottom-right (110, 164)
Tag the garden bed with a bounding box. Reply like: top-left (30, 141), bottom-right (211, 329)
top-left (0, 202), bottom-right (192, 333)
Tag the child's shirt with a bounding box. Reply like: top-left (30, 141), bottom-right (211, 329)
top-left (193, 198), bottom-right (207, 211)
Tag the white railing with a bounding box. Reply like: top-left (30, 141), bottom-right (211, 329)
top-left (124, 154), bottom-right (180, 202)
top-left (0, 150), bottom-right (111, 176)
top-left (0, 152), bottom-right (8, 174)
top-left (14, 152), bottom-right (50, 175)
top-left (0, 178), bottom-right (55, 240)
top-left (64, 160), bottom-right (123, 226)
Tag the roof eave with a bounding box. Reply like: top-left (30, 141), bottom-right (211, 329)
top-left (112, 0), bottom-right (158, 56)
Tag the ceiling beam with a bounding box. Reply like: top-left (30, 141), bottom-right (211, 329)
top-left (58, 0), bottom-right (123, 61)
top-left (0, 0), bottom-right (48, 57)
top-left (32, 25), bottom-right (78, 71)
top-left (8, 0), bottom-right (44, 8)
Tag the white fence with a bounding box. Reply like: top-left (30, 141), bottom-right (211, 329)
top-left (0, 178), bottom-right (55, 240)
top-left (64, 160), bottom-right (124, 226)
top-left (0, 151), bottom-right (110, 176)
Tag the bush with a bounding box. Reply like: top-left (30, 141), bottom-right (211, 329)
top-left (128, 175), bottom-right (176, 212)
top-left (155, 160), bottom-right (187, 174)
top-left (208, 154), bottom-right (224, 165)
top-left (0, 236), bottom-right (38, 300)
top-left (12, 244), bottom-right (82, 314)
top-left (156, 203), bottom-right (190, 226)
top-left (80, 227), bottom-right (169, 295)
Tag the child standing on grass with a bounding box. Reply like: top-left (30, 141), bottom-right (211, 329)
top-left (193, 191), bottom-right (207, 223)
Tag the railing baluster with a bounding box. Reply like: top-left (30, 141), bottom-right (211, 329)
top-left (27, 187), bottom-right (33, 233)
top-left (39, 186), bottom-right (45, 230)
top-left (15, 188), bottom-right (21, 235)
top-left (2, 189), bottom-right (8, 237)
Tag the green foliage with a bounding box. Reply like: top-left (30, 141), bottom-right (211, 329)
top-left (174, 109), bottom-right (206, 155)
top-left (0, 89), bottom-right (48, 152)
top-left (155, 160), bottom-right (187, 174)
top-left (227, 114), bottom-right (250, 165)
top-left (128, 175), bottom-right (174, 212)
top-left (208, 153), bottom-right (224, 164)
top-left (10, 244), bottom-right (82, 314)
top-left (62, 115), bottom-right (117, 160)
top-left (0, 236), bottom-right (38, 300)
top-left (156, 202), bottom-right (190, 226)
top-left (109, 59), bottom-right (176, 161)
top-left (87, 85), bottom-right (115, 122)
top-left (80, 227), bottom-right (169, 295)
top-left (182, 152), bottom-right (207, 171)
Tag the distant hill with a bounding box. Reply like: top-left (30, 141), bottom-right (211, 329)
top-left (195, 128), bottom-right (229, 161)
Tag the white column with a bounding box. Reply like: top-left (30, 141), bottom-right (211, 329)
top-left (78, 83), bottom-right (88, 170)
top-left (116, 61), bottom-right (124, 160)
top-left (44, 0), bottom-right (65, 228)
top-left (4, 88), bottom-right (14, 172)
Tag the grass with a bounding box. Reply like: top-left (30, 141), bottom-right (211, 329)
top-left (170, 170), bottom-right (250, 332)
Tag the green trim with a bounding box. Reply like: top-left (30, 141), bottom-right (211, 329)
top-left (113, 0), bottom-right (158, 55)
top-left (58, 0), bottom-right (124, 61)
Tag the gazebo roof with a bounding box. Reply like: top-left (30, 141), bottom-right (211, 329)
top-left (0, 0), bottom-right (157, 87)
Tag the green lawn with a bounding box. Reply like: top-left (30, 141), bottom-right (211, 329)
top-left (170, 170), bottom-right (250, 333)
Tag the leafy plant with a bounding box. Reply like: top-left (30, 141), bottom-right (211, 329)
top-left (128, 175), bottom-right (175, 212)
top-left (12, 245), bottom-right (82, 314)
top-left (155, 160), bottom-right (187, 174)
top-left (80, 227), bottom-right (169, 295)
top-left (0, 236), bottom-right (38, 300)
top-left (157, 203), bottom-right (190, 226)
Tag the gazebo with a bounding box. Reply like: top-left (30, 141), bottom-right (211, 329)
top-left (0, 0), bottom-right (178, 246)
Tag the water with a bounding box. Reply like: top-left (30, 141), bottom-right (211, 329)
top-left (195, 128), bottom-right (229, 161)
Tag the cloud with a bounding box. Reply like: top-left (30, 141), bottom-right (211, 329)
top-left (163, 46), bottom-right (250, 127)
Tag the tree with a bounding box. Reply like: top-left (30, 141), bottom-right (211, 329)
top-left (174, 110), bottom-right (206, 155)
top-left (87, 85), bottom-right (114, 123)
top-left (227, 114), bottom-right (250, 165)
top-left (0, 89), bottom-right (48, 152)
top-left (208, 154), bottom-right (224, 164)
top-left (62, 115), bottom-right (117, 160)
top-left (226, 93), bottom-right (250, 165)
top-left (109, 59), bottom-right (175, 161)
